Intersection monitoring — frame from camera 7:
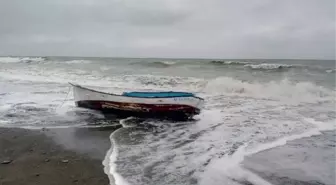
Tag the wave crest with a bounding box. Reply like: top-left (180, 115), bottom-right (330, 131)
top-left (210, 60), bottom-right (250, 65)
top-left (244, 63), bottom-right (293, 70)
top-left (0, 57), bottom-right (46, 63)
top-left (204, 77), bottom-right (335, 103)
top-left (64, 60), bottom-right (92, 64)
top-left (0, 57), bottom-right (93, 65)
top-left (326, 69), bottom-right (336, 73)
top-left (142, 61), bottom-right (177, 68)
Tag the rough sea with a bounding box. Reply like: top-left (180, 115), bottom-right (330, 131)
top-left (0, 56), bottom-right (335, 185)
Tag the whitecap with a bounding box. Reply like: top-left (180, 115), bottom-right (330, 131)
top-left (244, 63), bottom-right (293, 70)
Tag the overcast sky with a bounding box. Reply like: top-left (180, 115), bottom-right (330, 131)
top-left (0, 0), bottom-right (335, 59)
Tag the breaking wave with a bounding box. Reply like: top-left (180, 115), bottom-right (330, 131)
top-left (326, 69), bottom-right (336, 73)
top-left (0, 64), bottom-right (334, 104)
top-left (157, 61), bottom-right (177, 65)
top-left (2, 56), bottom-right (333, 74)
top-left (203, 77), bottom-right (335, 104)
top-left (63, 60), bottom-right (92, 64)
top-left (214, 61), bottom-right (336, 73)
top-left (244, 63), bottom-right (293, 70)
top-left (0, 57), bottom-right (46, 63)
top-left (1, 57), bottom-right (335, 185)
top-left (136, 60), bottom-right (251, 68)
top-left (147, 59), bottom-right (335, 74)
top-left (149, 61), bottom-right (177, 67)
top-left (210, 60), bottom-right (250, 65)
top-left (0, 56), bottom-right (92, 65)
top-left (133, 60), bottom-right (178, 68)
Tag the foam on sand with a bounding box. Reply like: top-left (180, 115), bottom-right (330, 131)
top-left (103, 119), bottom-right (132, 185)
top-left (1, 56), bottom-right (334, 185)
top-left (199, 118), bottom-right (335, 185)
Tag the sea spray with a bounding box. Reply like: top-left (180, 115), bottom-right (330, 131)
top-left (1, 57), bottom-right (334, 185)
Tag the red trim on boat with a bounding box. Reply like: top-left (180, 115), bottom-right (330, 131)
top-left (76, 100), bottom-right (199, 113)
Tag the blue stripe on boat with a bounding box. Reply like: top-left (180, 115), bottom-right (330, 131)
top-left (122, 91), bottom-right (195, 98)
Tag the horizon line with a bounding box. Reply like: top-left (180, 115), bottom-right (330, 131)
top-left (0, 54), bottom-right (335, 61)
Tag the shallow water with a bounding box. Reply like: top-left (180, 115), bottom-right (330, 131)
top-left (0, 56), bottom-right (335, 185)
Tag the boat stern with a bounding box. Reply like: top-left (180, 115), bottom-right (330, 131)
top-left (195, 97), bottom-right (205, 109)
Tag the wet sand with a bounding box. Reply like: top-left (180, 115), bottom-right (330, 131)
top-left (243, 131), bottom-right (336, 185)
top-left (0, 126), bottom-right (119, 185)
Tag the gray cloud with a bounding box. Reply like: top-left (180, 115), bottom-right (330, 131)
top-left (0, 0), bottom-right (334, 59)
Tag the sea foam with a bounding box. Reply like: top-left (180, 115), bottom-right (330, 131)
top-left (199, 118), bottom-right (335, 185)
top-left (244, 63), bottom-right (293, 70)
top-left (204, 76), bottom-right (335, 104)
top-left (103, 119), bottom-right (133, 185)
top-left (0, 57), bottom-right (45, 63)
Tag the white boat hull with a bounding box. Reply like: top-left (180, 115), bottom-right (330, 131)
top-left (70, 83), bottom-right (204, 120)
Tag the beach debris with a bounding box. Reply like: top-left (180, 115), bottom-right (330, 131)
top-left (35, 173), bottom-right (40, 177)
top-left (44, 158), bottom-right (50, 162)
top-left (61, 159), bottom-right (69, 163)
top-left (1, 160), bottom-right (12, 164)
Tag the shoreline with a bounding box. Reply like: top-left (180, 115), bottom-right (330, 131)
top-left (243, 130), bottom-right (336, 185)
top-left (0, 126), bottom-right (119, 185)
top-left (1, 126), bottom-right (334, 185)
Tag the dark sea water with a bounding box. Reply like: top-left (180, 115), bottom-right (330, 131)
top-left (0, 56), bottom-right (335, 185)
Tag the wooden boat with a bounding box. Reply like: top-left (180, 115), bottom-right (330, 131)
top-left (69, 83), bottom-right (204, 120)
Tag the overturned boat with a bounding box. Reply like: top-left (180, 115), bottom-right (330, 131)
top-left (69, 83), bottom-right (204, 120)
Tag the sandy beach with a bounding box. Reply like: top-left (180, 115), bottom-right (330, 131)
top-left (0, 56), bottom-right (334, 185)
top-left (0, 126), bottom-right (119, 185)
